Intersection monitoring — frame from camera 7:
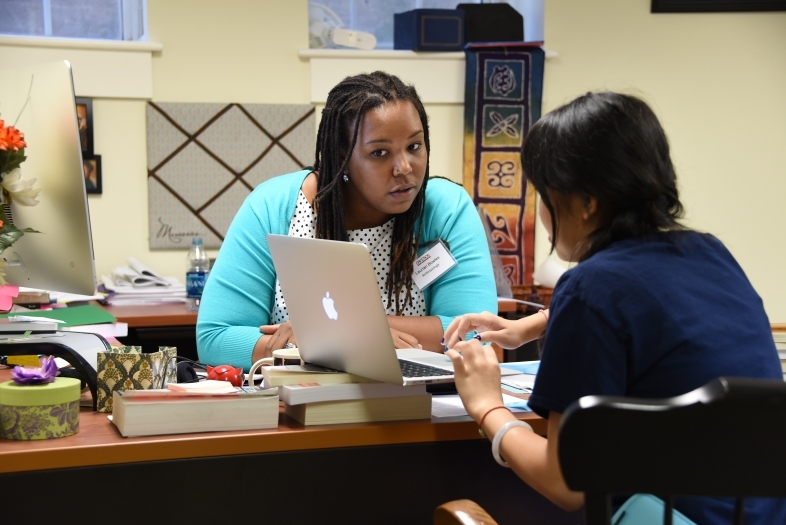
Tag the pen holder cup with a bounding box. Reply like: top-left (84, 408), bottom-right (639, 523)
top-left (95, 346), bottom-right (177, 413)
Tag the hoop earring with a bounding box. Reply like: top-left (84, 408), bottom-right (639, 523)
top-left (343, 173), bottom-right (349, 183)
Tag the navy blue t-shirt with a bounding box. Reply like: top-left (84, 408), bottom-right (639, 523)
top-left (527, 231), bottom-right (785, 525)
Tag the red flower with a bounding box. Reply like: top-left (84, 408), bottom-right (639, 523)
top-left (0, 120), bottom-right (26, 152)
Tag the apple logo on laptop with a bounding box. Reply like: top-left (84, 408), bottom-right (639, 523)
top-left (322, 292), bottom-right (338, 320)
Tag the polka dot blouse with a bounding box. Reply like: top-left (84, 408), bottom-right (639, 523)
top-left (272, 191), bottom-right (426, 323)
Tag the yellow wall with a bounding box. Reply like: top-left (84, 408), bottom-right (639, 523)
top-left (89, 0), bottom-right (310, 284)
top-left (538, 1), bottom-right (786, 321)
top-left (36, 0), bottom-right (786, 321)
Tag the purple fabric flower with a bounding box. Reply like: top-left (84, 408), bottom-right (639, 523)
top-left (12, 356), bottom-right (59, 385)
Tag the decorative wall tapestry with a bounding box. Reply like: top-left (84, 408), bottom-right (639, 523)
top-left (147, 102), bottom-right (315, 249)
top-left (463, 43), bottom-right (544, 286)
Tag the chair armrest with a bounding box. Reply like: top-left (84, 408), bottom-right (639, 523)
top-left (433, 499), bottom-right (499, 525)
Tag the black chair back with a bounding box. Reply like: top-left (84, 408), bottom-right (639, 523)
top-left (558, 377), bottom-right (786, 525)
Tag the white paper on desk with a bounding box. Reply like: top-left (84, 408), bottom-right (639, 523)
top-left (102, 275), bottom-right (185, 294)
top-left (500, 373), bottom-right (536, 392)
top-left (432, 394), bottom-right (530, 418)
top-left (110, 258), bottom-right (173, 288)
top-left (50, 291), bottom-right (106, 303)
top-left (60, 322), bottom-right (128, 338)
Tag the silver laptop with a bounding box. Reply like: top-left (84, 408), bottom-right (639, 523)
top-left (268, 234), bottom-right (465, 386)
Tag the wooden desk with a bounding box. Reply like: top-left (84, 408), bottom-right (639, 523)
top-left (99, 302), bottom-right (197, 328)
top-left (0, 389), bottom-right (579, 525)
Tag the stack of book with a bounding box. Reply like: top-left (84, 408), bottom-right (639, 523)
top-left (262, 366), bottom-right (431, 426)
top-left (111, 382), bottom-right (280, 437)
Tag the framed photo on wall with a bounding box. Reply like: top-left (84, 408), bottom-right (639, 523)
top-left (83, 155), bottom-right (102, 194)
top-left (75, 97), bottom-right (94, 156)
top-left (652, 0), bottom-right (786, 11)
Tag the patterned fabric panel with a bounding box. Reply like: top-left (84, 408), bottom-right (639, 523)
top-left (95, 346), bottom-right (177, 413)
top-left (147, 102), bottom-right (316, 249)
top-left (0, 401), bottom-right (79, 440)
top-left (463, 46), bottom-right (544, 286)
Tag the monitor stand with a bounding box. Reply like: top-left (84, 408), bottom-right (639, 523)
top-left (0, 331), bottom-right (111, 411)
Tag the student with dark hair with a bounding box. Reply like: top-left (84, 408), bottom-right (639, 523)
top-left (198, 71), bottom-right (496, 370)
top-left (443, 92), bottom-right (784, 524)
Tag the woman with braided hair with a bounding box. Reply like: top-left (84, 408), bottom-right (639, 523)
top-left (197, 71), bottom-right (496, 370)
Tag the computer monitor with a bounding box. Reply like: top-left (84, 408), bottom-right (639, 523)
top-left (0, 60), bottom-right (96, 295)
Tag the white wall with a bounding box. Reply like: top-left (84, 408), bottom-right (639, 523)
top-left (538, 1), bottom-right (786, 321)
top-left (91, 0), bottom-right (311, 282)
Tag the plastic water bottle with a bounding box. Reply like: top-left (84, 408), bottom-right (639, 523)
top-left (186, 237), bottom-right (210, 311)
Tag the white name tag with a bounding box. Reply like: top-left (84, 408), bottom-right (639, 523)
top-left (412, 240), bottom-right (457, 290)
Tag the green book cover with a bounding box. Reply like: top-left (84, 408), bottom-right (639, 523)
top-left (0, 304), bottom-right (117, 327)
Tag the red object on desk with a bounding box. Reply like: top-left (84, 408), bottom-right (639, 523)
top-left (206, 365), bottom-right (244, 387)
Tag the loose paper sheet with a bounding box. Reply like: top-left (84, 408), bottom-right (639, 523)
top-left (432, 393), bottom-right (530, 418)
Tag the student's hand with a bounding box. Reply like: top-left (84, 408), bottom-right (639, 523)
top-left (260, 322), bottom-right (297, 357)
top-left (443, 311), bottom-right (532, 350)
top-left (390, 328), bottom-right (422, 349)
top-left (446, 339), bottom-right (504, 422)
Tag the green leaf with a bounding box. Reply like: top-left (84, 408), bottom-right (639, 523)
top-left (0, 149), bottom-right (26, 175)
top-left (0, 227), bottom-right (24, 252)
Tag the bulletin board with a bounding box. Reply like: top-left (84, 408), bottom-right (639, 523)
top-left (146, 102), bottom-right (315, 249)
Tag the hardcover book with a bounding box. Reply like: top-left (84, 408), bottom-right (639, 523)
top-left (284, 394), bottom-right (432, 426)
top-left (280, 382), bottom-right (427, 406)
top-left (111, 387), bottom-right (279, 437)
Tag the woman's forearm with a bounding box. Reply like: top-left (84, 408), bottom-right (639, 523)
top-left (481, 409), bottom-right (584, 511)
top-left (387, 315), bottom-right (444, 352)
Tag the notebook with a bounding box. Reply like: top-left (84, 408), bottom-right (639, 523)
top-left (268, 234), bottom-right (489, 386)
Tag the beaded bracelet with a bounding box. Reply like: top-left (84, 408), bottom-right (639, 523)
top-left (492, 420), bottom-right (534, 467)
top-left (478, 405), bottom-right (511, 437)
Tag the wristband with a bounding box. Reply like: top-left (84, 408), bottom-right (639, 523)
top-left (492, 420), bottom-right (534, 467)
top-left (539, 309), bottom-right (549, 321)
top-left (478, 405), bottom-right (511, 436)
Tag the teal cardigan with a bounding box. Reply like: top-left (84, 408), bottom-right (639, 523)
top-left (196, 170), bottom-right (497, 370)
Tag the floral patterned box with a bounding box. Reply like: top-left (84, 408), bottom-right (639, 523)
top-left (0, 377), bottom-right (81, 440)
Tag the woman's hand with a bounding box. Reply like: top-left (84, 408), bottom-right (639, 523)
top-left (259, 322), bottom-right (297, 357)
top-left (445, 339), bottom-right (504, 422)
top-left (390, 328), bottom-right (422, 349)
top-left (443, 310), bottom-right (548, 351)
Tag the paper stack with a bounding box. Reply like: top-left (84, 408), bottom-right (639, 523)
top-left (100, 258), bottom-right (186, 306)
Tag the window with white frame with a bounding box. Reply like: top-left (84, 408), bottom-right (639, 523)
top-left (309, 0), bottom-right (544, 50)
top-left (0, 0), bottom-right (147, 41)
